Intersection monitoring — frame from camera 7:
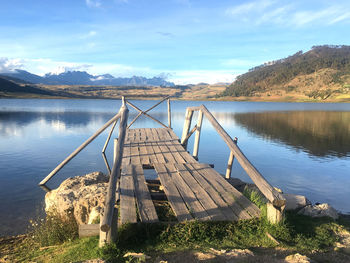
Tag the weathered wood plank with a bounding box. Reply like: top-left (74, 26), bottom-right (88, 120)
top-left (164, 129), bottom-right (197, 163)
top-left (120, 165), bottom-right (137, 224)
top-left (79, 224), bottom-right (99, 237)
top-left (166, 163), bottom-right (211, 221)
top-left (153, 128), bottom-right (176, 163)
top-left (189, 163), bottom-right (252, 220)
top-left (195, 163), bottom-right (261, 218)
top-left (146, 129), bottom-right (166, 163)
top-left (132, 164), bottom-right (159, 223)
top-left (183, 163), bottom-right (238, 221)
top-left (154, 163), bottom-right (193, 222)
top-left (174, 163), bottom-right (226, 221)
top-left (157, 129), bottom-right (186, 163)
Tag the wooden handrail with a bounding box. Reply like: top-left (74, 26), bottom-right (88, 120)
top-left (183, 105), bottom-right (286, 208)
top-left (126, 96), bottom-right (170, 129)
top-left (39, 110), bottom-right (123, 186)
top-left (100, 104), bottom-right (128, 245)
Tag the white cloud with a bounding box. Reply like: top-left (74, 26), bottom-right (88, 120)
top-left (226, 0), bottom-right (274, 16)
top-left (85, 0), bottom-right (101, 8)
top-left (0, 57), bottom-right (24, 73)
top-left (169, 70), bottom-right (238, 85)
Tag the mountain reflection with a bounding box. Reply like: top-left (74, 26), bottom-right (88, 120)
top-left (234, 111), bottom-right (350, 157)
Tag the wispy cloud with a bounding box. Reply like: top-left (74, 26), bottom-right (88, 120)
top-left (85, 0), bottom-right (101, 8)
top-left (156, 31), bottom-right (174, 37)
top-left (225, 0), bottom-right (350, 27)
top-left (170, 70), bottom-right (238, 85)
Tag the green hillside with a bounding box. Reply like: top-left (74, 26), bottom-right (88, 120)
top-left (221, 45), bottom-right (350, 101)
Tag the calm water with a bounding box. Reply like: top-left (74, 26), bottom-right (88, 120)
top-left (0, 99), bottom-right (349, 236)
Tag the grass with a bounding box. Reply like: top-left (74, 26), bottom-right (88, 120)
top-left (6, 189), bottom-right (350, 262)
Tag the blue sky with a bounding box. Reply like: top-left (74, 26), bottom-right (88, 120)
top-left (0, 0), bottom-right (350, 84)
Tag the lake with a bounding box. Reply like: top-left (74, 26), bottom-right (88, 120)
top-left (0, 99), bottom-right (349, 236)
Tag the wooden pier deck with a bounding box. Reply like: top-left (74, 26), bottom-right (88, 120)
top-left (119, 127), bottom-right (260, 224)
top-left (39, 97), bottom-right (285, 246)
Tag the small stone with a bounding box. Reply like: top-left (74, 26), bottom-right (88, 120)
top-left (285, 253), bottom-right (312, 263)
top-left (298, 203), bottom-right (338, 219)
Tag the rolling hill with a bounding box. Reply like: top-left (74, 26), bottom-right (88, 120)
top-left (0, 76), bottom-right (55, 96)
top-left (221, 45), bottom-right (350, 101)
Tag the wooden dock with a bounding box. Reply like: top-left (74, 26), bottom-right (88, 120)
top-left (119, 127), bottom-right (260, 224)
top-left (39, 97), bottom-right (286, 247)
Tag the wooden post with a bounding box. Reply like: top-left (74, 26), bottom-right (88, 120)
top-left (167, 98), bottom-right (171, 129)
top-left (113, 138), bottom-right (118, 162)
top-left (99, 207), bottom-right (118, 247)
top-left (181, 109), bottom-right (194, 150)
top-left (267, 202), bottom-right (285, 224)
top-left (99, 105), bottom-right (128, 247)
top-left (192, 110), bottom-right (203, 159)
top-left (225, 137), bottom-right (238, 179)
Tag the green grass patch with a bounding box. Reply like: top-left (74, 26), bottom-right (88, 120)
top-left (12, 189), bottom-right (350, 262)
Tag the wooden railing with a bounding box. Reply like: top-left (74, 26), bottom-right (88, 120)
top-left (125, 96), bottom-right (172, 129)
top-left (180, 105), bottom-right (286, 217)
top-left (39, 97), bottom-right (128, 186)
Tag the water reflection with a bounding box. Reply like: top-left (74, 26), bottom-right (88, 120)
top-left (234, 111), bottom-right (350, 157)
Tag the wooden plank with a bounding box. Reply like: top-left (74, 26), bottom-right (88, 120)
top-left (189, 163), bottom-right (252, 220)
top-left (120, 165), bottom-right (137, 224)
top-left (154, 163), bottom-right (193, 222)
top-left (165, 129), bottom-right (197, 163)
top-left (156, 129), bottom-right (185, 163)
top-left (195, 163), bottom-right (261, 218)
top-left (153, 128), bottom-right (176, 163)
top-left (166, 163), bottom-right (211, 221)
top-left (199, 105), bottom-right (285, 208)
top-left (132, 164), bottom-right (159, 223)
top-left (79, 224), bottom-right (99, 237)
top-left (182, 163), bottom-right (238, 221)
top-left (146, 129), bottom-right (166, 163)
top-left (174, 163), bottom-right (226, 221)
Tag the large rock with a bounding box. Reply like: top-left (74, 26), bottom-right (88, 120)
top-left (45, 171), bottom-right (109, 225)
top-left (283, 193), bottom-right (311, 211)
top-left (298, 203), bottom-right (339, 219)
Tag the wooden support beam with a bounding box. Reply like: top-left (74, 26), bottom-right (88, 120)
top-left (102, 119), bottom-right (118, 153)
top-left (102, 152), bottom-right (111, 175)
top-left (100, 105), bottom-right (128, 246)
top-left (181, 125), bottom-right (197, 148)
top-left (192, 110), bottom-right (203, 159)
top-left (39, 111), bottom-right (122, 185)
top-left (180, 109), bottom-right (194, 150)
top-left (225, 137), bottom-right (238, 179)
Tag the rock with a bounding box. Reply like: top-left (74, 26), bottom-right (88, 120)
top-left (45, 171), bottom-right (109, 225)
top-left (285, 253), bottom-right (312, 263)
top-left (283, 193), bottom-right (311, 211)
top-left (298, 203), bottom-right (339, 220)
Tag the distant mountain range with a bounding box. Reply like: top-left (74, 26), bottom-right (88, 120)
top-left (0, 69), bottom-right (175, 87)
